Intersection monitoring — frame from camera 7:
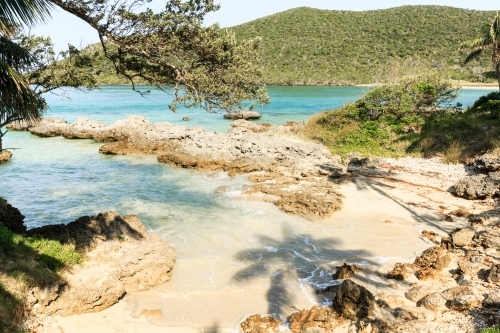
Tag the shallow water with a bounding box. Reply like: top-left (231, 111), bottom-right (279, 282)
top-left (0, 86), bottom-right (495, 330)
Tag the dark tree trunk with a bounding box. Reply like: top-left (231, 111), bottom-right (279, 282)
top-left (496, 63), bottom-right (500, 99)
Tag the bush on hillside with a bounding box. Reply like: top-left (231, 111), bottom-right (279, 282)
top-left (468, 91), bottom-right (500, 115)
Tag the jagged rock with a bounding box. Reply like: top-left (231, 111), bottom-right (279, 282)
top-left (474, 154), bottom-right (500, 173)
top-left (289, 306), bottom-right (343, 333)
top-left (484, 292), bottom-right (500, 308)
top-left (415, 268), bottom-right (438, 281)
top-left (421, 230), bottom-right (438, 243)
top-left (27, 212), bottom-right (176, 316)
top-left (375, 293), bottom-right (405, 308)
top-left (333, 279), bottom-right (376, 321)
top-left (452, 228), bottom-right (476, 247)
top-left (241, 314), bottom-right (280, 333)
top-left (416, 293), bottom-right (447, 311)
top-left (0, 150), bottom-right (12, 163)
top-left (414, 246), bottom-right (451, 270)
top-left (487, 264), bottom-right (500, 283)
top-left (440, 237), bottom-right (454, 250)
top-left (0, 197), bottom-right (26, 234)
top-left (387, 263), bottom-right (409, 280)
top-left (457, 260), bottom-right (485, 277)
top-left (454, 173), bottom-right (500, 199)
top-left (6, 118), bottom-right (41, 130)
top-left (223, 110), bottom-right (262, 120)
top-left (333, 263), bottom-right (360, 280)
top-left (405, 285), bottom-right (435, 303)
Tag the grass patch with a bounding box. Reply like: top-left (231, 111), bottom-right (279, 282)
top-left (482, 327), bottom-right (500, 333)
top-left (0, 226), bottom-right (83, 333)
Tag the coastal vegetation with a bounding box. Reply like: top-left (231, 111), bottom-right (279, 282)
top-left (303, 75), bottom-right (500, 162)
top-left (459, 11), bottom-right (500, 96)
top-left (0, 222), bottom-right (83, 333)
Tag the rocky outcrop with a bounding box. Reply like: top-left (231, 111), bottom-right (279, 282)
top-left (240, 314), bottom-right (280, 333)
top-left (0, 197), bottom-right (26, 234)
top-left (289, 306), bottom-right (343, 333)
top-left (332, 263), bottom-right (360, 280)
top-left (0, 150), bottom-right (12, 163)
top-left (224, 111), bottom-right (262, 120)
top-left (454, 173), bottom-right (500, 199)
top-left (333, 279), bottom-right (377, 321)
top-left (26, 212), bottom-right (175, 316)
top-left (28, 118), bottom-right (69, 137)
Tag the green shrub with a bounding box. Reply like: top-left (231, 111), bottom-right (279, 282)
top-left (468, 91), bottom-right (500, 115)
top-left (482, 327), bottom-right (500, 333)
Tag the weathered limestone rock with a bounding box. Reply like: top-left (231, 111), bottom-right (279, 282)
top-left (0, 150), bottom-right (12, 163)
top-left (0, 197), bottom-right (26, 234)
top-left (416, 293), bottom-right (447, 311)
top-left (28, 118), bottom-right (69, 137)
top-left (487, 264), bottom-right (500, 283)
top-left (27, 212), bottom-right (176, 316)
top-left (223, 110), bottom-right (261, 120)
top-left (387, 263), bottom-right (409, 281)
top-left (230, 119), bottom-right (272, 133)
top-left (447, 295), bottom-right (483, 311)
top-left (240, 314), bottom-right (280, 333)
top-left (394, 306), bottom-right (436, 321)
top-left (474, 154), bottom-right (500, 173)
top-left (333, 263), bottom-right (360, 280)
top-left (440, 286), bottom-right (479, 301)
top-left (454, 173), bottom-right (500, 199)
top-left (450, 206), bottom-right (472, 218)
top-left (333, 279), bottom-right (376, 321)
top-left (289, 306), bottom-right (343, 333)
top-left (61, 117), bottom-right (107, 139)
top-left (452, 228), bottom-right (476, 247)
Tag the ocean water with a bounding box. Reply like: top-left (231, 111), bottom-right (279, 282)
top-left (0, 86), bottom-right (496, 329)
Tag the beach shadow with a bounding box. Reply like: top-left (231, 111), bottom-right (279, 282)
top-left (231, 226), bottom-right (384, 321)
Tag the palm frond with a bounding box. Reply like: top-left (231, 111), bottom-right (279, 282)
top-left (0, 60), bottom-right (45, 126)
top-left (0, 36), bottom-right (32, 68)
top-left (0, 0), bottom-right (53, 27)
top-left (463, 48), bottom-right (484, 64)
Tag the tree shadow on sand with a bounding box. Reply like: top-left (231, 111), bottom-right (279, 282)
top-left (231, 226), bottom-right (400, 322)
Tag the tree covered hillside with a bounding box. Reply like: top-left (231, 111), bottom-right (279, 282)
top-left (230, 6), bottom-right (496, 85)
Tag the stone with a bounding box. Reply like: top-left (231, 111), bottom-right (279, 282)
top-left (387, 263), bottom-right (409, 281)
top-left (223, 110), bottom-right (262, 120)
top-left (405, 285), bottom-right (435, 303)
top-left (454, 174), bottom-right (500, 199)
top-left (474, 154), bottom-right (500, 172)
top-left (416, 293), bottom-right (447, 311)
top-left (440, 286), bottom-right (478, 301)
top-left (333, 263), bottom-right (360, 280)
top-left (230, 119), bottom-right (272, 133)
top-left (452, 228), bottom-right (476, 247)
top-left (440, 237), bottom-right (454, 250)
top-left (182, 116), bottom-right (189, 121)
top-left (487, 264), bottom-right (500, 283)
top-left (27, 212), bottom-right (176, 316)
top-left (469, 216), bottom-right (485, 225)
top-left (394, 306), bottom-right (436, 321)
top-left (28, 118), bottom-right (69, 137)
top-left (415, 268), bottom-right (438, 281)
top-left (289, 306), bottom-right (343, 333)
top-left (457, 261), bottom-right (485, 277)
top-left (447, 295), bottom-right (483, 311)
top-left (483, 292), bottom-right (500, 308)
top-left (456, 274), bottom-right (473, 286)
top-left (0, 150), bottom-right (12, 163)
top-left (375, 293), bottom-right (405, 308)
top-left (0, 197), bottom-right (26, 234)
top-left (421, 230), bottom-right (438, 243)
top-left (61, 117), bottom-right (107, 139)
top-left (450, 206), bottom-right (472, 218)
top-left (333, 279), bottom-right (377, 321)
top-left (241, 314), bottom-right (280, 333)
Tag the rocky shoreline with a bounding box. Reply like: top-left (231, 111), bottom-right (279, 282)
top-left (6, 116), bottom-right (500, 332)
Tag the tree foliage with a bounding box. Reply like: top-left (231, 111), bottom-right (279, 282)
top-left (459, 11), bottom-right (500, 96)
top-left (50, 0), bottom-right (270, 111)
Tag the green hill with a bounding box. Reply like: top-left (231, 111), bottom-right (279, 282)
top-left (230, 5), bottom-right (496, 85)
top-left (91, 5), bottom-right (497, 86)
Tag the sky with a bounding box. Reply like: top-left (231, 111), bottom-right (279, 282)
top-left (33, 0), bottom-right (500, 53)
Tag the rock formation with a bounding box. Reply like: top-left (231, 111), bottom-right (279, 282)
top-left (223, 110), bottom-right (262, 120)
top-left (26, 212), bottom-right (176, 316)
top-left (0, 150), bottom-right (12, 163)
top-left (0, 197), bottom-right (26, 234)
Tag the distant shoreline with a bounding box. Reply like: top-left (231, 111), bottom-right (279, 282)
top-left (356, 81), bottom-right (498, 89)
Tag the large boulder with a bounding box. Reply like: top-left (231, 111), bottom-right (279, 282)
top-left (474, 154), bottom-right (500, 173)
top-left (333, 279), bottom-right (376, 321)
top-left (416, 293), bottom-right (447, 311)
top-left (26, 212), bottom-right (176, 316)
top-left (224, 111), bottom-right (262, 120)
top-left (28, 118), bottom-right (69, 137)
top-left (454, 172), bottom-right (500, 199)
top-left (0, 197), bottom-right (26, 234)
top-left (487, 264), bottom-right (500, 283)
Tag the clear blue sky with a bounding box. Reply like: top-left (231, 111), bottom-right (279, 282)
top-left (33, 0), bottom-right (499, 53)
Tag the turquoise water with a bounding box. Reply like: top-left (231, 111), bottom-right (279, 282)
top-left (0, 86), bottom-right (497, 327)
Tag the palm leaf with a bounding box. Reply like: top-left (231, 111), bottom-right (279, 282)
top-left (0, 0), bottom-right (53, 27)
top-left (0, 36), bottom-right (32, 68)
top-left (463, 48), bottom-right (484, 64)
